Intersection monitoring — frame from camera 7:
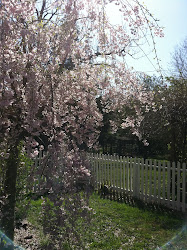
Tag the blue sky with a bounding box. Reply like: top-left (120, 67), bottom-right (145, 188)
top-left (127, 0), bottom-right (187, 76)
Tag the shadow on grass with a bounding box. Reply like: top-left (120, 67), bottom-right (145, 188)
top-left (98, 187), bottom-right (185, 221)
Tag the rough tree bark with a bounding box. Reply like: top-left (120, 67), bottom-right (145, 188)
top-left (1, 143), bottom-right (19, 240)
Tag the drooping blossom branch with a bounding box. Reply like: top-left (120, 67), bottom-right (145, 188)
top-left (0, 0), bottom-right (164, 244)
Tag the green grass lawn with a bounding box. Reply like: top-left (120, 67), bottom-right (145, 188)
top-left (18, 192), bottom-right (187, 249)
top-left (88, 194), bottom-right (186, 249)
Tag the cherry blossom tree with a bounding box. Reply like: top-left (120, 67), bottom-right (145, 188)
top-left (0, 0), bottom-right (163, 244)
top-left (171, 37), bottom-right (187, 78)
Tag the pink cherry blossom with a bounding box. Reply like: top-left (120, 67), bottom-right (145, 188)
top-left (0, 0), bottom-right (164, 240)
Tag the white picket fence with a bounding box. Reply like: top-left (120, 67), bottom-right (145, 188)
top-left (18, 151), bottom-right (186, 213)
top-left (88, 153), bottom-right (187, 212)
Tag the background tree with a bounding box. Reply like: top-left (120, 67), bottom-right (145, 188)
top-left (124, 74), bottom-right (187, 163)
top-left (125, 74), bottom-right (187, 162)
top-left (159, 77), bottom-right (187, 162)
top-left (167, 37), bottom-right (187, 162)
top-left (171, 37), bottom-right (187, 78)
top-left (97, 73), bottom-right (187, 162)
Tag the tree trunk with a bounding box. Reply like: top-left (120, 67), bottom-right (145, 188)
top-left (170, 126), bottom-right (177, 163)
top-left (1, 144), bottom-right (19, 241)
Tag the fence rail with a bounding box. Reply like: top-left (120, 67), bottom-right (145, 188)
top-left (88, 153), bottom-right (187, 212)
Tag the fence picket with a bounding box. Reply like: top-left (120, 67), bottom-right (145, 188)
top-left (133, 158), bottom-right (136, 197)
top-left (177, 162), bottom-right (181, 210)
top-left (120, 156), bottom-right (123, 190)
top-left (145, 159), bottom-right (148, 202)
top-left (101, 154), bottom-right (103, 185)
top-left (126, 157), bottom-right (129, 192)
top-left (104, 154), bottom-right (107, 184)
top-left (182, 163), bottom-right (186, 212)
top-left (172, 162), bottom-right (176, 209)
top-left (123, 156), bottom-right (126, 191)
top-left (162, 161), bottom-right (166, 204)
top-left (110, 155), bottom-right (113, 188)
top-left (153, 160), bottom-right (157, 202)
top-left (167, 162), bottom-right (171, 207)
top-left (158, 161), bottom-right (161, 204)
top-left (106, 154), bottom-right (109, 185)
top-left (116, 155), bottom-right (119, 189)
top-left (129, 158), bottom-right (133, 193)
top-left (96, 153), bottom-right (99, 189)
top-left (149, 159), bottom-right (152, 203)
top-left (136, 158), bottom-right (140, 199)
top-left (133, 158), bottom-right (140, 199)
top-left (141, 158), bottom-right (144, 200)
top-left (103, 154), bottom-right (106, 185)
top-left (113, 156), bottom-right (116, 188)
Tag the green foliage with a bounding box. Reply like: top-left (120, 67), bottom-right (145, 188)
top-left (155, 77), bottom-right (187, 162)
top-left (39, 233), bottom-right (52, 249)
top-left (97, 75), bottom-right (187, 162)
top-left (16, 142), bottom-right (34, 200)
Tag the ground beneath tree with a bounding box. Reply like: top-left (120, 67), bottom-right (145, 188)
top-left (14, 219), bottom-right (41, 250)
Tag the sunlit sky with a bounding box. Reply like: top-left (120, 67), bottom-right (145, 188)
top-left (107, 0), bottom-right (187, 76)
top-left (129, 0), bottom-right (187, 76)
top-left (37, 0), bottom-right (187, 77)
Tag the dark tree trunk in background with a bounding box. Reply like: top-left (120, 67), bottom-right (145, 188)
top-left (182, 125), bottom-right (187, 163)
top-left (1, 144), bottom-right (19, 240)
top-left (117, 140), bottom-right (122, 156)
top-left (110, 143), bottom-right (113, 155)
top-left (171, 126), bottom-right (177, 163)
